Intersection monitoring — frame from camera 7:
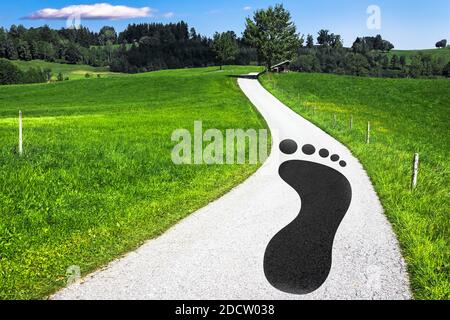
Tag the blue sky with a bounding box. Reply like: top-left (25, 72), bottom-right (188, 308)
top-left (0, 0), bottom-right (449, 49)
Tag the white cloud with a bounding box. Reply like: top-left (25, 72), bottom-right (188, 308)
top-left (26, 3), bottom-right (154, 20)
top-left (163, 12), bottom-right (175, 19)
top-left (243, 6), bottom-right (252, 11)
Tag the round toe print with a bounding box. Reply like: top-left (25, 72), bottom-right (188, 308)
top-left (279, 139), bottom-right (298, 155)
top-left (302, 144), bottom-right (316, 155)
top-left (264, 141), bottom-right (352, 295)
top-left (330, 154), bottom-right (340, 162)
top-left (319, 149), bottom-right (330, 158)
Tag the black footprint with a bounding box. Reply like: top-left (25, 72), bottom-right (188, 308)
top-left (264, 139), bottom-right (352, 295)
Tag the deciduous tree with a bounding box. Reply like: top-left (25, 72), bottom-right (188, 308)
top-left (243, 4), bottom-right (300, 69)
top-left (435, 39), bottom-right (447, 48)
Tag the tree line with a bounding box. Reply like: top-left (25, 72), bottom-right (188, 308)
top-left (0, 3), bottom-right (449, 84)
top-left (0, 25), bottom-right (116, 66)
top-left (241, 4), bottom-right (449, 78)
top-left (292, 32), bottom-right (450, 78)
top-left (0, 22), bottom-right (257, 75)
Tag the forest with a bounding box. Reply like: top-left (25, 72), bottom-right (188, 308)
top-left (0, 22), bottom-right (256, 74)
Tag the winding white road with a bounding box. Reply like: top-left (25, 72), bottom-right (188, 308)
top-left (53, 74), bottom-right (411, 300)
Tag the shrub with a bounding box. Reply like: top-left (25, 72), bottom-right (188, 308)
top-left (0, 59), bottom-right (51, 85)
top-left (22, 67), bottom-right (48, 84)
top-left (0, 59), bottom-right (22, 84)
top-left (43, 68), bottom-right (52, 82)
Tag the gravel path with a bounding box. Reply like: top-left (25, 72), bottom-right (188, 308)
top-left (53, 73), bottom-right (411, 300)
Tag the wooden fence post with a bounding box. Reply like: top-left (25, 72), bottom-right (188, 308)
top-left (411, 153), bottom-right (419, 190)
top-left (350, 115), bottom-right (353, 130)
top-left (19, 111), bottom-right (23, 156)
top-left (366, 121), bottom-right (371, 144)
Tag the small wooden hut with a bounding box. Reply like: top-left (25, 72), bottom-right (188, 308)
top-left (270, 60), bottom-right (291, 73)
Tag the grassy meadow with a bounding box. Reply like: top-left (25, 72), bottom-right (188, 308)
top-left (0, 65), bottom-right (266, 299)
top-left (11, 59), bottom-right (120, 80)
top-left (260, 72), bottom-right (450, 299)
top-left (388, 48), bottom-right (450, 64)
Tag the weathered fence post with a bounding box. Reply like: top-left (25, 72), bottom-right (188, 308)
top-left (411, 153), bottom-right (420, 190)
top-left (19, 111), bottom-right (23, 156)
top-left (350, 115), bottom-right (353, 130)
top-left (366, 121), bottom-right (371, 144)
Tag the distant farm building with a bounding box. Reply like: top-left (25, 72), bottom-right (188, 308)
top-left (270, 60), bottom-right (291, 73)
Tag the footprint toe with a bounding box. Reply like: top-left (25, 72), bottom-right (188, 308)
top-left (319, 149), bottom-right (330, 158)
top-left (280, 139), bottom-right (298, 155)
top-left (302, 144), bottom-right (316, 155)
top-left (330, 154), bottom-right (340, 162)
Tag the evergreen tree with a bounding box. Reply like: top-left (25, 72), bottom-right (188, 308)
top-left (212, 31), bottom-right (238, 70)
top-left (306, 34), bottom-right (314, 48)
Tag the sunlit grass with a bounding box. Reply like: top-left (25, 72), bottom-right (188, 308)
top-left (10, 59), bottom-right (121, 80)
top-left (0, 65), bottom-right (266, 299)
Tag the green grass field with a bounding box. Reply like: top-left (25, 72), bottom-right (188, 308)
top-left (11, 59), bottom-right (120, 80)
top-left (0, 65), bottom-right (266, 299)
top-left (260, 72), bottom-right (450, 300)
top-left (388, 48), bottom-right (450, 64)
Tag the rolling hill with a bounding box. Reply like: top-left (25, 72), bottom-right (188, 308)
top-left (10, 59), bottom-right (121, 80)
top-left (387, 48), bottom-right (450, 64)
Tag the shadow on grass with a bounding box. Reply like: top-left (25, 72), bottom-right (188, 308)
top-left (227, 69), bottom-right (267, 80)
top-left (227, 74), bottom-right (260, 80)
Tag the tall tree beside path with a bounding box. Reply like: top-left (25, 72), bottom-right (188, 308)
top-left (212, 31), bottom-right (239, 70)
top-left (243, 4), bottom-right (301, 69)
